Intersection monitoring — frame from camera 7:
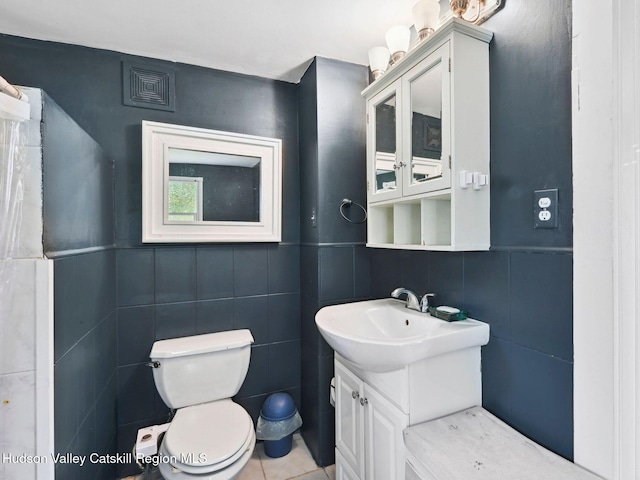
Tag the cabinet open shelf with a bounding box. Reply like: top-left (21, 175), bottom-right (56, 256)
top-left (367, 191), bottom-right (453, 250)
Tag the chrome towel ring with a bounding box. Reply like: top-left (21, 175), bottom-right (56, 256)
top-left (339, 198), bottom-right (367, 224)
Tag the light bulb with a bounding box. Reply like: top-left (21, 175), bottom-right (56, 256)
top-left (412, 0), bottom-right (441, 40)
top-left (368, 47), bottom-right (391, 80)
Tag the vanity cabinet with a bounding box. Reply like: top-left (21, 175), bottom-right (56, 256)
top-left (364, 19), bottom-right (493, 251)
top-left (335, 359), bottom-right (408, 480)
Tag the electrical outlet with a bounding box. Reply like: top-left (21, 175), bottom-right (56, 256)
top-left (534, 189), bottom-right (558, 228)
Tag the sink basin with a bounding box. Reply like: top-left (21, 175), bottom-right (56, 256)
top-left (315, 298), bottom-right (490, 372)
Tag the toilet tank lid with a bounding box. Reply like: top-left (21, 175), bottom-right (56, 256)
top-left (150, 330), bottom-right (254, 359)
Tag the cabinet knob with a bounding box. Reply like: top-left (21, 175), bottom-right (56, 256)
top-left (352, 390), bottom-right (360, 399)
top-left (360, 397), bottom-right (368, 406)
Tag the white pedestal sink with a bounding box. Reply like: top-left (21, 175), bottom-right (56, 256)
top-left (316, 298), bottom-right (489, 373)
top-left (316, 298), bottom-right (490, 480)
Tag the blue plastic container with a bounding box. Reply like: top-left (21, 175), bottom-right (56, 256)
top-left (260, 393), bottom-right (297, 458)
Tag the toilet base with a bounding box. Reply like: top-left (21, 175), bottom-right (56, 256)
top-left (157, 430), bottom-right (255, 480)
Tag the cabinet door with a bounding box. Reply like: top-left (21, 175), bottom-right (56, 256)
top-left (363, 384), bottom-right (409, 480)
top-left (336, 449), bottom-right (362, 480)
top-left (401, 42), bottom-right (451, 196)
top-left (367, 80), bottom-right (403, 204)
top-left (335, 361), bottom-right (365, 479)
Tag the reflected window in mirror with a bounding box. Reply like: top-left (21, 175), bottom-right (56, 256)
top-left (167, 175), bottom-right (203, 222)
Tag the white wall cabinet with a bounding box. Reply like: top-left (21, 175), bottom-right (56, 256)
top-left (363, 19), bottom-right (493, 251)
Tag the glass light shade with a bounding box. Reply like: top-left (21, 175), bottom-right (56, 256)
top-left (368, 46), bottom-right (391, 79)
top-left (412, 0), bottom-right (441, 39)
top-left (385, 25), bottom-right (411, 61)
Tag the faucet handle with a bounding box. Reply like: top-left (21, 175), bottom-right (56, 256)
top-left (420, 293), bottom-right (435, 313)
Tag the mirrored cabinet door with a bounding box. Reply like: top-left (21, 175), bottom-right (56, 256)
top-left (402, 42), bottom-right (451, 196)
top-left (368, 81), bottom-right (402, 203)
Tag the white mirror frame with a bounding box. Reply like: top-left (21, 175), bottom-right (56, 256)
top-left (142, 121), bottom-right (282, 243)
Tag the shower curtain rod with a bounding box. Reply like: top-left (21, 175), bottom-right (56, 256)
top-left (0, 75), bottom-right (28, 102)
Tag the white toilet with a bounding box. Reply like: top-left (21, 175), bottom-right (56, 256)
top-left (149, 329), bottom-right (256, 480)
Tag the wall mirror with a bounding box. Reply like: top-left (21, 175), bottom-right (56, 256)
top-left (374, 93), bottom-right (398, 194)
top-left (142, 121), bottom-right (282, 243)
top-left (409, 60), bottom-right (443, 185)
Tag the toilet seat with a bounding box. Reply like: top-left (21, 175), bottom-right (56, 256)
top-left (162, 400), bottom-right (253, 475)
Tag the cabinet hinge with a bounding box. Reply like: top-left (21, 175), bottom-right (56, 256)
top-left (449, 155), bottom-right (452, 169)
top-left (367, 180), bottom-right (370, 191)
top-left (366, 113), bottom-right (369, 124)
top-left (448, 58), bottom-right (451, 72)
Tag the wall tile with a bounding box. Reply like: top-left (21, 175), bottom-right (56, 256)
top-left (234, 246), bottom-right (268, 297)
top-left (481, 337), bottom-right (511, 421)
top-left (55, 435), bottom-right (78, 480)
top-left (117, 364), bottom-right (157, 425)
top-left (94, 311), bottom-right (117, 392)
top-left (464, 251), bottom-right (510, 339)
top-left (428, 252), bottom-right (464, 307)
top-left (117, 305), bottom-right (154, 365)
top-left (268, 245), bottom-right (300, 294)
top-left (155, 248), bottom-right (196, 303)
top-left (154, 302), bottom-right (197, 341)
top-left (55, 349), bottom-right (80, 452)
top-left (509, 344), bottom-right (573, 460)
top-left (510, 252), bottom-right (573, 361)
top-left (116, 249), bottom-right (154, 307)
top-left (269, 340), bottom-right (301, 391)
top-left (196, 298), bottom-right (234, 334)
top-left (76, 330), bottom-right (96, 426)
top-left (234, 393), bottom-right (269, 425)
top-left (300, 295), bottom-right (321, 352)
top-left (369, 249), bottom-right (403, 298)
top-left (268, 293), bottom-right (301, 342)
top-left (353, 245), bottom-right (372, 299)
top-left (300, 246), bottom-right (319, 297)
top-left (237, 345), bottom-right (269, 398)
top-left (234, 296), bottom-right (269, 345)
top-left (196, 246), bottom-right (234, 300)
top-left (318, 353), bottom-right (335, 413)
top-left (95, 375), bottom-right (117, 454)
top-left (53, 256), bottom-right (77, 361)
top-left (400, 250), bottom-right (430, 296)
top-left (77, 407), bottom-right (100, 480)
top-left (319, 246), bottom-right (353, 301)
top-left (75, 253), bottom-right (103, 335)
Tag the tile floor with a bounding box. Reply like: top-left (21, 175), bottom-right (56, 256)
top-left (123, 434), bottom-right (336, 480)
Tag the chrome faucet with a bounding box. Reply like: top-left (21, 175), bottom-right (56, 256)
top-left (391, 288), bottom-right (434, 313)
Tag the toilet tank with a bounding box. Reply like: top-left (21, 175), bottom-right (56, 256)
top-left (150, 330), bottom-right (254, 409)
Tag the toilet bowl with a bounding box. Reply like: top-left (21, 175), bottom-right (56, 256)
top-left (149, 330), bottom-right (256, 480)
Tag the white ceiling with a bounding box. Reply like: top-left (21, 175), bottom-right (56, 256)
top-left (0, 0), bottom-right (441, 83)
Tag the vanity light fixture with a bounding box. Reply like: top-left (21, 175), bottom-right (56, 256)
top-left (449, 0), bottom-right (505, 24)
top-left (385, 25), bottom-right (411, 63)
top-left (412, 0), bottom-right (441, 41)
top-left (450, 0), bottom-right (481, 22)
top-left (368, 46), bottom-right (391, 80)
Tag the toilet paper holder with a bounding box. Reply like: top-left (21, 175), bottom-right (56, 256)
top-left (136, 423), bottom-right (170, 459)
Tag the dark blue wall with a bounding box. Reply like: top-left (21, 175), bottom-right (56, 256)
top-left (42, 95), bottom-right (118, 480)
top-left (299, 57), bottom-right (370, 466)
top-left (0, 35), bottom-right (301, 478)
